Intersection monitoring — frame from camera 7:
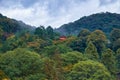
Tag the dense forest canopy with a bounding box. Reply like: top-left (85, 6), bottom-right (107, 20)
top-left (0, 12), bottom-right (120, 80)
top-left (0, 13), bottom-right (34, 33)
top-left (56, 12), bottom-right (120, 36)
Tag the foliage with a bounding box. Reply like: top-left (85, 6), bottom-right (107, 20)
top-left (69, 60), bottom-right (112, 80)
top-left (110, 28), bottom-right (120, 42)
top-left (0, 48), bottom-right (44, 79)
top-left (110, 28), bottom-right (120, 51)
top-left (116, 48), bottom-right (120, 73)
top-left (46, 26), bottom-right (54, 39)
top-left (61, 51), bottom-right (86, 66)
top-left (70, 38), bottom-right (86, 53)
top-left (87, 30), bottom-right (107, 53)
top-left (77, 29), bottom-right (91, 38)
top-left (34, 26), bottom-right (46, 39)
top-left (101, 48), bottom-right (116, 75)
top-left (0, 13), bottom-right (33, 33)
top-left (56, 12), bottom-right (120, 35)
top-left (85, 41), bottom-right (99, 60)
top-left (43, 57), bottom-right (64, 80)
top-left (41, 44), bottom-right (72, 57)
top-left (69, 29), bottom-right (90, 52)
top-left (0, 12), bottom-right (120, 79)
top-left (0, 70), bottom-right (10, 80)
top-left (112, 38), bottom-right (120, 51)
top-left (34, 26), bottom-right (60, 40)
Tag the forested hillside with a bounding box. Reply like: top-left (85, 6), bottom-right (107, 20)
top-left (0, 13), bottom-right (120, 80)
top-left (56, 12), bottom-right (120, 35)
top-left (0, 13), bottom-right (34, 33)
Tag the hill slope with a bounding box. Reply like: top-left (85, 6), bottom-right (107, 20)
top-left (56, 12), bottom-right (120, 35)
top-left (0, 13), bottom-right (34, 33)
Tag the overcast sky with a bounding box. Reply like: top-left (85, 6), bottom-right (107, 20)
top-left (0, 0), bottom-right (120, 28)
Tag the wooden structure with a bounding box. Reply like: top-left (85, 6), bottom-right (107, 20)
top-left (59, 36), bottom-right (66, 40)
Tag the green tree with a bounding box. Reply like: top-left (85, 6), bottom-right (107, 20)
top-left (112, 38), bottom-right (120, 51)
top-left (116, 48), bottom-right (120, 73)
top-left (110, 28), bottom-right (120, 51)
top-left (61, 51), bottom-right (87, 79)
top-left (41, 44), bottom-right (72, 57)
top-left (101, 48), bottom-right (116, 75)
top-left (70, 29), bottom-right (90, 53)
top-left (0, 27), bottom-right (3, 45)
top-left (61, 51), bottom-right (86, 66)
top-left (0, 27), bottom-right (3, 38)
top-left (0, 35), bottom-right (27, 53)
top-left (44, 54), bottom-right (64, 80)
top-left (87, 30), bottom-right (107, 53)
top-left (77, 29), bottom-right (90, 38)
top-left (34, 26), bottom-right (46, 39)
top-left (46, 26), bottom-right (54, 39)
top-left (69, 60), bottom-right (112, 80)
top-left (85, 41), bottom-right (99, 60)
top-left (0, 48), bottom-right (44, 79)
top-left (110, 28), bottom-right (120, 42)
top-left (70, 38), bottom-right (87, 53)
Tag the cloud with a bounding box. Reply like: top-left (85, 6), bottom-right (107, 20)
top-left (0, 0), bottom-right (120, 28)
top-left (99, 0), bottom-right (118, 6)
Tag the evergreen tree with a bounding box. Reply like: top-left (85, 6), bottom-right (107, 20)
top-left (110, 28), bottom-right (120, 51)
top-left (101, 48), bottom-right (116, 75)
top-left (46, 26), bottom-right (54, 39)
top-left (44, 54), bottom-right (64, 80)
top-left (0, 27), bottom-right (3, 46)
top-left (116, 48), bottom-right (120, 73)
top-left (110, 28), bottom-right (120, 42)
top-left (70, 29), bottom-right (90, 53)
top-left (77, 29), bottom-right (90, 38)
top-left (34, 26), bottom-right (46, 39)
top-left (85, 41), bottom-right (99, 60)
top-left (87, 30), bottom-right (107, 53)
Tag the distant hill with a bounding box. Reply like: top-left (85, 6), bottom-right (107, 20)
top-left (56, 12), bottom-right (120, 35)
top-left (0, 13), bottom-right (35, 33)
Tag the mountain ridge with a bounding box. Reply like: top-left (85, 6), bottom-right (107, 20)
top-left (56, 12), bottom-right (120, 35)
top-left (1, 12), bottom-right (120, 36)
top-left (0, 13), bottom-right (35, 33)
